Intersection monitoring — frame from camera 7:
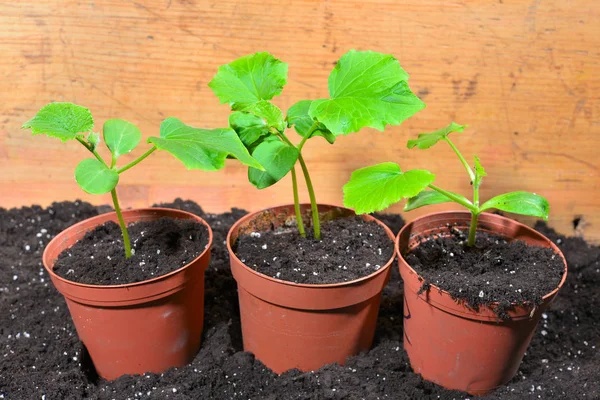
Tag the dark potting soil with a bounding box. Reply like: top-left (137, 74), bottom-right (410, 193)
top-left (405, 230), bottom-right (565, 319)
top-left (234, 216), bottom-right (395, 284)
top-left (53, 217), bottom-right (209, 285)
top-left (1, 199), bottom-right (598, 399)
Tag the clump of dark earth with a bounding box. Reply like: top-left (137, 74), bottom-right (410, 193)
top-left (234, 216), bottom-right (394, 284)
top-left (1, 199), bottom-right (598, 399)
top-left (405, 230), bottom-right (565, 319)
top-left (53, 217), bottom-right (209, 285)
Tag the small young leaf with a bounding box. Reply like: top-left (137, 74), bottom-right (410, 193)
top-left (87, 132), bottom-right (100, 150)
top-left (473, 155), bottom-right (487, 188)
top-left (343, 162), bottom-right (435, 214)
top-left (248, 138), bottom-right (299, 189)
top-left (407, 122), bottom-right (466, 150)
top-left (242, 101), bottom-right (286, 133)
top-left (208, 52), bottom-right (288, 110)
top-left (148, 117), bottom-right (263, 171)
top-left (404, 190), bottom-right (459, 212)
top-left (480, 191), bottom-right (550, 221)
top-left (286, 100), bottom-right (335, 144)
top-left (308, 50), bottom-right (425, 135)
top-left (229, 112), bottom-right (270, 147)
top-left (103, 119), bottom-right (141, 159)
top-left (22, 102), bottom-right (94, 142)
top-left (75, 158), bottom-right (119, 195)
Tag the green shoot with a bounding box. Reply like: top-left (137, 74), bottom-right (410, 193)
top-left (343, 122), bottom-right (550, 246)
top-left (23, 103), bottom-right (262, 259)
top-left (209, 50), bottom-right (425, 239)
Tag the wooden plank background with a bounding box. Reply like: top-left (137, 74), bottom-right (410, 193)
top-left (1, 0), bottom-right (599, 243)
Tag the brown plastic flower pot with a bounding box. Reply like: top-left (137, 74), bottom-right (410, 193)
top-left (227, 204), bottom-right (395, 374)
top-left (42, 208), bottom-right (212, 380)
top-left (396, 211), bottom-right (568, 395)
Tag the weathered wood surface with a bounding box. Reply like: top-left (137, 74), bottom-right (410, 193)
top-left (1, 0), bottom-right (599, 243)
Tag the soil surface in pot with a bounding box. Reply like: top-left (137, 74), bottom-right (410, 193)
top-left (405, 229), bottom-right (565, 319)
top-left (1, 199), bottom-right (598, 399)
top-left (52, 217), bottom-right (209, 285)
top-left (234, 216), bottom-right (394, 284)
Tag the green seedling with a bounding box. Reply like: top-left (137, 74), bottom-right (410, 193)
top-left (209, 50), bottom-right (425, 239)
top-left (343, 122), bottom-right (550, 246)
top-left (22, 102), bottom-right (262, 258)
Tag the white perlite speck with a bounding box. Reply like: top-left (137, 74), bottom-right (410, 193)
top-left (262, 244), bottom-right (267, 250)
top-left (250, 232), bottom-right (261, 238)
top-left (479, 290), bottom-right (484, 298)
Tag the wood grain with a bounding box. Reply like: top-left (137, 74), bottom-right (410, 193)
top-left (1, 0), bottom-right (599, 243)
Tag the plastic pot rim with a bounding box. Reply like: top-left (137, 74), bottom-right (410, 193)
top-left (226, 203), bottom-right (396, 289)
top-left (395, 210), bottom-right (568, 320)
top-left (42, 207), bottom-right (213, 290)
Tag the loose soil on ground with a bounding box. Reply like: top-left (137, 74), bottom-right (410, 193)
top-left (1, 199), bottom-right (598, 399)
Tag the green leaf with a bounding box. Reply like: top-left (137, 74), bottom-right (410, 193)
top-left (286, 100), bottom-right (335, 144)
top-left (407, 122), bottom-right (467, 150)
top-left (87, 132), bottom-right (100, 150)
top-left (404, 190), bottom-right (459, 212)
top-left (480, 191), bottom-right (550, 221)
top-left (148, 117), bottom-right (263, 171)
top-left (473, 155), bottom-right (486, 188)
top-left (343, 162), bottom-right (435, 214)
top-left (248, 138), bottom-right (299, 189)
top-left (229, 111), bottom-right (270, 147)
top-left (308, 50), bottom-right (425, 135)
top-left (22, 102), bottom-right (94, 142)
top-left (75, 158), bottom-right (119, 195)
top-left (242, 101), bottom-right (286, 133)
top-left (208, 52), bottom-right (288, 110)
top-left (103, 119), bottom-right (141, 159)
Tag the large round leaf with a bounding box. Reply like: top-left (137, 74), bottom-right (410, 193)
top-left (208, 52), bottom-right (288, 110)
top-left (75, 158), bottom-right (119, 194)
top-left (22, 102), bottom-right (94, 142)
top-left (308, 50), bottom-right (425, 135)
top-left (343, 162), bottom-right (435, 214)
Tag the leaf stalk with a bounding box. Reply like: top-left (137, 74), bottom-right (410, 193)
top-left (111, 189), bottom-right (132, 259)
top-left (117, 146), bottom-right (157, 174)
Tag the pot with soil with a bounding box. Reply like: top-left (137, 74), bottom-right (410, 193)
top-left (43, 208), bottom-right (213, 380)
top-left (227, 204), bottom-right (396, 373)
top-left (396, 211), bottom-right (567, 395)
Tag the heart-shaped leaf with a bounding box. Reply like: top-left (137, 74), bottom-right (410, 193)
top-left (209, 52), bottom-right (288, 110)
top-left (308, 50), bottom-right (425, 135)
top-left (407, 122), bottom-right (466, 150)
top-left (75, 158), bottom-right (119, 195)
top-left (22, 102), bottom-right (94, 142)
top-left (248, 137), bottom-right (299, 189)
top-left (148, 117), bottom-right (263, 171)
top-left (229, 111), bottom-right (270, 147)
top-left (480, 191), bottom-right (550, 220)
top-left (343, 162), bottom-right (435, 214)
top-left (242, 101), bottom-right (286, 133)
top-left (287, 100), bottom-right (335, 144)
top-left (103, 119), bottom-right (141, 159)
